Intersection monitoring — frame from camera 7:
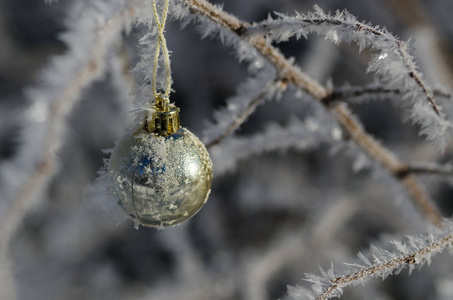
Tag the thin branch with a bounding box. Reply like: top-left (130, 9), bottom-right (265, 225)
top-left (0, 3), bottom-right (141, 252)
top-left (332, 104), bottom-right (443, 225)
top-left (323, 85), bottom-right (399, 105)
top-left (398, 163), bottom-right (453, 177)
top-left (210, 114), bottom-right (336, 176)
top-left (332, 104), bottom-right (403, 172)
top-left (385, 0), bottom-right (453, 88)
top-left (246, 12), bottom-right (442, 116)
top-left (206, 79), bottom-right (286, 149)
top-left (182, 0), bottom-right (328, 99)
top-left (180, 0), bottom-right (443, 226)
top-left (324, 84), bottom-right (451, 105)
top-left (401, 176), bottom-right (443, 226)
top-left (245, 198), bottom-right (358, 300)
top-left (314, 230), bottom-right (453, 300)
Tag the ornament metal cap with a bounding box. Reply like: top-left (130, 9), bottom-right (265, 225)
top-left (147, 94), bottom-right (180, 136)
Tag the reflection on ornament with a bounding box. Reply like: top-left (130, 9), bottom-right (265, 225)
top-left (107, 102), bottom-right (213, 228)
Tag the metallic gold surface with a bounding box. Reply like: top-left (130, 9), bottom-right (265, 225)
top-left (147, 105), bottom-right (180, 137)
top-left (108, 127), bottom-right (213, 228)
top-left (155, 94), bottom-right (170, 111)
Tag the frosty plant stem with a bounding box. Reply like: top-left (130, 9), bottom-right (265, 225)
top-left (299, 229), bottom-right (453, 300)
top-left (206, 78), bottom-right (286, 148)
top-left (0, 0), bottom-right (142, 275)
top-left (246, 10), bottom-right (442, 117)
top-left (180, 0), bottom-right (443, 226)
top-left (323, 84), bottom-right (451, 105)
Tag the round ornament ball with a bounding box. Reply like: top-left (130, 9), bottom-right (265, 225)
top-left (107, 126), bottom-right (213, 228)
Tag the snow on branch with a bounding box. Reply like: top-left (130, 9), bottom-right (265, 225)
top-left (179, 0), bottom-right (443, 225)
top-left (325, 83), bottom-right (452, 105)
top-left (203, 66), bottom-right (283, 148)
top-left (0, 0), bottom-right (145, 251)
top-left (246, 6), bottom-right (453, 149)
top-left (210, 110), bottom-right (341, 175)
top-left (176, 0), bottom-right (328, 99)
top-left (289, 219), bottom-right (453, 300)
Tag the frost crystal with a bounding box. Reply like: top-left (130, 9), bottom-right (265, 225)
top-left (289, 220), bottom-right (453, 300)
top-left (246, 5), bottom-right (453, 149)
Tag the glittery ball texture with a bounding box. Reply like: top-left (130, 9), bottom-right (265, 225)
top-left (108, 127), bottom-right (213, 228)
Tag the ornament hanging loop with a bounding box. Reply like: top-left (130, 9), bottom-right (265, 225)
top-left (148, 0), bottom-right (179, 137)
top-left (151, 0), bottom-right (172, 101)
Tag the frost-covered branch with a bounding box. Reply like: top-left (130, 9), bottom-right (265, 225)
top-left (247, 8), bottom-right (441, 113)
top-left (0, 2), bottom-right (143, 297)
top-left (245, 6), bottom-right (453, 148)
top-left (0, 0), bottom-right (144, 255)
top-left (178, 0), bottom-right (443, 226)
top-left (210, 112), bottom-right (341, 175)
top-left (334, 104), bottom-right (442, 225)
top-left (204, 76), bottom-right (286, 149)
top-left (244, 198), bottom-right (357, 300)
top-left (324, 84), bottom-right (451, 105)
top-left (177, 0), bottom-right (328, 99)
top-left (289, 220), bottom-right (453, 300)
top-left (386, 0), bottom-right (453, 88)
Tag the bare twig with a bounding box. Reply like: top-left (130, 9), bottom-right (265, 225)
top-left (181, 0), bottom-right (443, 226)
top-left (398, 163), bottom-right (453, 177)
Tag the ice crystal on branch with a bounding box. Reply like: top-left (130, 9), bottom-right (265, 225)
top-left (202, 64), bottom-right (278, 147)
top-left (246, 5), bottom-right (453, 149)
top-left (0, 0), bottom-right (145, 233)
top-left (3, 1), bottom-right (453, 300)
top-left (210, 107), bottom-right (340, 175)
top-left (289, 219), bottom-right (453, 300)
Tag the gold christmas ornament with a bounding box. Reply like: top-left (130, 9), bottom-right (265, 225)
top-left (108, 96), bottom-right (213, 228)
top-left (106, 0), bottom-right (212, 228)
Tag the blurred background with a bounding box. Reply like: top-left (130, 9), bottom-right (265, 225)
top-left (1, 0), bottom-right (453, 299)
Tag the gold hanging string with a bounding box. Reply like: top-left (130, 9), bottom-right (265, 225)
top-left (152, 0), bottom-right (171, 103)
